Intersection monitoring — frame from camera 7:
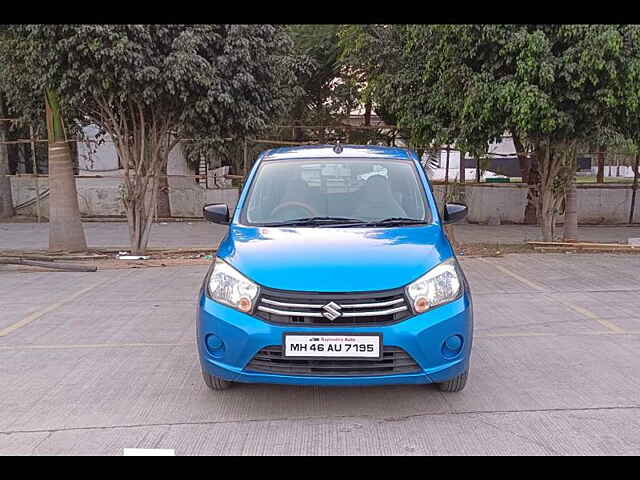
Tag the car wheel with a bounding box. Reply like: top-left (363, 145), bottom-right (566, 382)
top-left (202, 369), bottom-right (232, 391)
top-left (437, 371), bottom-right (468, 393)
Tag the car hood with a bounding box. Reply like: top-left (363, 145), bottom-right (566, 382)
top-left (217, 224), bottom-right (453, 292)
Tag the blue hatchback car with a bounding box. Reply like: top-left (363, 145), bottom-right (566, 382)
top-left (197, 145), bottom-right (473, 392)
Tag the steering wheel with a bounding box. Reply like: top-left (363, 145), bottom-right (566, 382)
top-left (270, 201), bottom-right (318, 219)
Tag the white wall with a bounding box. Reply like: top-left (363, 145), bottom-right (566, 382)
top-left (588, 166), bottom-right (636, 178)
top-left (577, 187), bottom-right (634, 224)
top-left (77, 125), bottom-right (120, 172)
top-left (77, 126), bottom-right (193, 176)
top-left (11, 176), bottom-right (239, 219)
top-left (10, 176), bottom-right (636, 225)
top-left (433, 184), bottom-right (637, 224)
top-left (76, 126), bottom-right (209, 216)
top-left (433, 136), bottom-right (518, 169)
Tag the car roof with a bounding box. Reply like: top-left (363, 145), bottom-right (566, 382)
top-left (262, 144), bottom-right (413, 161)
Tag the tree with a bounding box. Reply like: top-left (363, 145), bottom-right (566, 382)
top-left (0, 93), bottom-right (14, 218)
top-left (285, 25), bottom-right (341, 140)
top-left (371, 24), bottom-right (640, 241)
top-left (1, 27), bottom-right (87, 249)
top-left (283, 24), bottom-right (374, 144)
top-left (337, 25), bottom-right (413, 146)
top-left (0, 31), bottom-right (15, 219)
top-left (1, 25), bottom-right (298, 254)
top-left (506, 25), bottom-right (640, 241)
top-left (44, 89), bottom-right (87, 250)
top-left (337, 25), bottom-right (404, 125)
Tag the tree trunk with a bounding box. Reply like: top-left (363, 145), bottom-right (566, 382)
top-left (563, 178), bottom-right (578, 242)
top-left (363, 97), bottom-right (372, 127)
top-left (630, 153), bottom-right (639, 224)
top-left (596, 146), bottom-right (606, 183)
top-left (444, 146), bottom-right (450, 185)
top-left (0, 94), bottom-right (15, 218)
top-left (541, 212), bottom-right (554, 242)
top-left (537, 141), bottom-right (561, 242)
top-left (126, 140), bottom-right (173, 255)
top-left (126, 171), bottom-right (160, 256)
top-left (524, 155), bottom-right (540, 225)
top-left (512, 133), bottom-right (530, 182)
top-left (512, 133), bottom-right (538, 224)
top-left (45, 90), bottom-right (87, 252)
top-left (443, 146), bottom-right (451, 203)
top-left (458, 151), bottom-right (466, 206)
top-left (156, 164), bottom-right (171, 218)
top-left (292, 101), bottom-right (305, 143)
top-left (540, 188), bottom-right (556, 242)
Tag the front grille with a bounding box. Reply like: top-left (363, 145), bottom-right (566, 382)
top-left (245, 346), bottom-right (421, 376)
top-left (255, 286), bottom-right (412, 326)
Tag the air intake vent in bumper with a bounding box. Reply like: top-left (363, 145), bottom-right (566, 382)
top-left (245, 346), bottom-right (421, 376)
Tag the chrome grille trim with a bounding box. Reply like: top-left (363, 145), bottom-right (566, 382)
top-left (255, 286), bottom-right (412, 326)
top-left (341, 298), bottom-right (405, 308)
top-left (258, 305), bottom-right (407, 318)
top-left (260, 297), bottom-right (405, 309)
top-left (258, 306), bottom-right (324, 317)
top-left (261, 299), bottom-right (324, 309)
top-left (341, 306), bottom-right (408, 317)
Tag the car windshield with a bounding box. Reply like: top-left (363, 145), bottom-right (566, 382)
top-left (241, 158), bottom-right (432, 226)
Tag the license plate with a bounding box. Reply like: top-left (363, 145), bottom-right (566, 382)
top-left (283, 333), bottom-right (381, 359)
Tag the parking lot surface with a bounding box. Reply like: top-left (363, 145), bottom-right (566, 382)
top-left (2, 221), bottom-right (640, 252)
top-left (1, 253), bottom-right (639, 455)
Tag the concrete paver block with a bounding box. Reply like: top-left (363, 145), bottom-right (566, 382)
top-left (1, 254), bottom-right (639, 455)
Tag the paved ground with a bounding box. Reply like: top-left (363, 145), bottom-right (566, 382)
top-left (1, 253), bottom-right (639, 455)
top-left (0, 221), bottom-right (226, 252)
top-left (2, 221), bottom-right (640, 252)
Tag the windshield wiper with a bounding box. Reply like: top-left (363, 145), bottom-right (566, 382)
top-left (356, 217), bottom-right (429, 227)
top-left (259, 216), bottom-right (365, 227)
top-left (259, 216), bottom-right (428, 228)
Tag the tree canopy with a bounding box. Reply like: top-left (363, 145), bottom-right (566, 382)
top-left (371, 25), bottom-right (633, 147)
top-left (1, 25), bottom-right (298, 141)
top-left (0, 24), bottom-right (299, 252)
top-left (2, 24), bottom-right (639, 243)
top-left (361, 24), bottom-right (640, 239)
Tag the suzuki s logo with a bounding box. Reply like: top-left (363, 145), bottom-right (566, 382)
top-left (322, 301), bottom-right (342, 321)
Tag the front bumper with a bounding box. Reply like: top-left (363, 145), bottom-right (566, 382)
top-left (197, 290), bottom-right (473, 387)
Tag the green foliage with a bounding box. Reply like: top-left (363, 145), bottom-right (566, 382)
top-left (286, 25), bottom-right (342, 125)
top-left (337, 24), bottom-right (406, 128)
top-left (370, 24), bottom-right (640, 153)
top-left (0, 25), bottom-right (298, 144)
top-left (348, 24), bottom-right (640, 239)
top-left (284, 24), bottom-right (362, 133)
top-left (0, 25), bottom-right (303, 252)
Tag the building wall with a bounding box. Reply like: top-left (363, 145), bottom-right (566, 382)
top-left (73, 126), bottom-right (223, 217)
top-left (432, 184), bottom-right (637, 224)
top-left (11, 176), bottom-right (239, 219)
top-left (10, 178), bottom-right (636, 224)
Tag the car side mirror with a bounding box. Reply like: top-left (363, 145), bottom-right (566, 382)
top-left (203, 203), bottom-right (230, 224)
top-left (443, 203), bottom-right (468, 224)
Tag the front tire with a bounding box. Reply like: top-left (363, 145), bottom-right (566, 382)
top-left (437, 371), bottom-right (468, 393)
top-left (202, 369), bottom-right (232, 391)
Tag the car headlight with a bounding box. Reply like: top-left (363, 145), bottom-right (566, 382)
top-left (207, 257), bottom-right (259, 313)
top-left (405, 258), bottom-right (462, 313)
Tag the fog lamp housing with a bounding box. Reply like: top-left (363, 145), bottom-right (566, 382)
top-left (442, 335), bottom-right (463, 358)
top-left (205, 334), bottom-right (225, 356)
